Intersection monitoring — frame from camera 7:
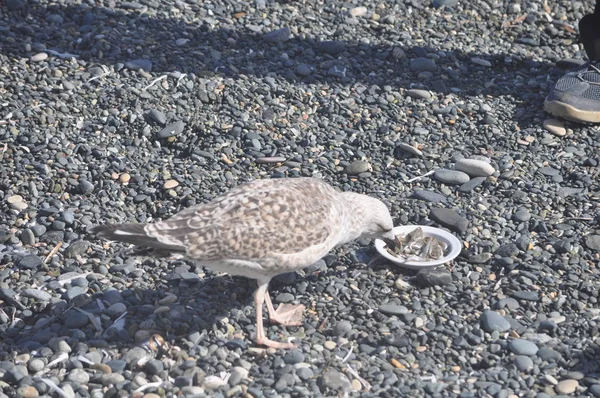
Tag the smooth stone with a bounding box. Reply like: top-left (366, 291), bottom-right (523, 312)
top-left (415, 269), bottom-right (453, 286)
top-left (7, 194), bottom-right (23, 204)
top-left (163, 180), bottom-right (179, 189)
top-left (17, 255), bottom-right (42, 270)
top-left (590, 384), bottom-right (600, 397)
top-left (467, 252), bottom-right (492, 264)
top-left (512, 291), bottom-right (539, 301)
top-left (434, 169), bottom-right (470, 185)
top-left (349, 6), bottom-right (367, 16)
top-left (514, 355), bottom-right (534, 372)
top-left (413, 190), bottom-right (447, 203)
top-left (67, 368), bottom-right (90, 384)
top-left (496, 298), bottom-right (520, 310)
top-left (345, 161), bottom-right (371, 175)
top-left (157, 121), bottom-right (185, 138)
top-left (65, 312), bottom-right (89, 328)
top-left (432, 0), bottom-right (459, 7)
top-left (318, 369), bottom-right (353, 391)
top-left (538, 166), bottom-right (560, 176)
top-left (458, 176), bottom-right (486, 193)
top-left (378, 304), bottom-right (409, 316)
top-left (255, 157), bottom-right (286, 164)
top-left (553, 239), bottom-right (571, 253)
top-left (65, 241), bottom-right (89, 258)
top-left (295, 64), bottom-right (312, 76)
top-left (455, 158), bottom-right (495, 177)
top-left (107, 302), bottom-right (127, 317)
top-left (585, 235), bottom-right (600, 251)
top-left (480, 310), bottom-right (511, 333)
top-left (30, 53), bottom-right (48, 62)
top-left (283, 350), bottom-right (304, 365)
top-left (7, 0), bottom-right (26, 10)
top-left (334, 320), bottom-right (353, 336)
top-left (555, 379), bottom-right (578, 394)
top-left (318, 40), bottom-right (346, 55)
top-left (147, 109), bottom-right (167, 126)
top-left (78, 180), bottom-right (95, 194)
top-left (429, 208), bottom-right (469, 233)
top-left (410, 57), bottom-right (437, 72)
top-left (513, 208), bottom-right (531, 222)
top-left (508, 339), bottom-right (539, 356)
top-left (22, 289), bottom-right (52, 301)
top-left (543, 119), bottom-right (567, 136)
top-left (471, 57), bottom-right (492, 67)
top-left (495, 243), bottom-right (519, 257)
top-left (397, 143), bottom-right (423, 157)
top-left (406, 89), bottom-right (431, 100)
top-left (263, 27), bottom-right (291, 43)
top-left (21, 229), bottom-right (35, 245)
top-left (16, 386), bottom-right (38, 398)
top-left (125, 59), bottom-right (152, 72)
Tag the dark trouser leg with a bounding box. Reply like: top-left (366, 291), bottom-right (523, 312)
top-left (579, 0), bottom-right (600, 61)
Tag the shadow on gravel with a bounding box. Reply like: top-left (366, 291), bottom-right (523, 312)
top-left (1, 256), bottom-right (309, 352)
top-left (0, 2), bottom-right (567, 128)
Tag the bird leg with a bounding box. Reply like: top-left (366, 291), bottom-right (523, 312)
top-left (254, 281), bottom-right (296, 349)
top-left (264, 290), bottom-right (305, 327)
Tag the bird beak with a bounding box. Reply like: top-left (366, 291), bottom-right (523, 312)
top-left (381, 230), bottom-right (396, 241)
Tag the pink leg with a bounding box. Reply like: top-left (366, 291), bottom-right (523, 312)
top-left (254, 281), bottom-right (296, 349)
top-left (264, 290), bottom-right (305, 326)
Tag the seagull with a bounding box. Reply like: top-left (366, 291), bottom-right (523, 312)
top-left (90, 177), bottom-right (395, 349)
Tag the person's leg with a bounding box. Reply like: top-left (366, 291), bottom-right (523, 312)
top-left (544, 0), bottom-right (600, 123)
top-left (580, 1), bottom-right (600, 61)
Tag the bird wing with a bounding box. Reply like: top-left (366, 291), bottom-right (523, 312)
top-left (144, 178), bottom-right (341, 261)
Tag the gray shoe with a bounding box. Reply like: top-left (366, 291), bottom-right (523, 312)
top-left (544, 62), bottom-right (600, 123)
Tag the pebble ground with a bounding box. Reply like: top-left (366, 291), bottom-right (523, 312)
top-left (1, 0), bottom-right (600, 397)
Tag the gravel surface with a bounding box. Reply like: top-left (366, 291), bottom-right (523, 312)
top-left (1, 0), bottom-right (600, 397)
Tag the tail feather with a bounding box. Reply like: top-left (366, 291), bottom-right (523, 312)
top-left (89, 223), bottom-right (186, 252)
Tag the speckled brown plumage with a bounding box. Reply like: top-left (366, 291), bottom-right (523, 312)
top-left (90, 177), bottom-right (395, 349)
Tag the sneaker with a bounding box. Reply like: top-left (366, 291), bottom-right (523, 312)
top-left (544, 62), bottom-right (600, 123)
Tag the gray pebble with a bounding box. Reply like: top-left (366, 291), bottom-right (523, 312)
top-left (318, 41), bottom-right (346, 55)
top-left (378, 304), bottom-right (409, 316)
top-left (513, 208), bottom-right (531, 222)
top-left (17, 255), bottom-right (42, 270)
top-left (586, 235), bottom-right (600, 251)
top-left (334, 320), bottom-right (353, 336)
top-left (318, 369), bottom-right (352, 391)
top-left (345, 161), bottom-right (371, 175)
top-left (263, 27), bottom-right (291, 43)
top-left (429, 208), bottom-right (469, 233)
top-left (147, 109), bottom-right (167, 126)
top-left (22, 289), bottom-right (52, 301)
top-left (20, 229), bottom-right (35, 245)
top-left (480, 310), bottom-right (511, 333)
top-left (514, 355), bottom-right (534, 372)
top-left (157, 121), bottom-right (185, 138)
top-left (413, 190), bottom-right (447, 203)
top-left (434, 169), bottom-right (470, 185)
top-left (283, 350), bottom-right (304, 365)
top-left (512, 291), bottom-right (539, 301)
top-left (508, 339), bottom-right (538, 356)
top-left (410, 57), bottom-right (437, 72)
top-left (406, 89), bottom-right (431, 100)
top-left (125, 59), bottom-right (152, 72)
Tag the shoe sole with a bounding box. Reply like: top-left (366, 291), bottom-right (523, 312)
top-left (544, 99), bottom-right (600, 124)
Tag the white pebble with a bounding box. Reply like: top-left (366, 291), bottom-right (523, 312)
top-left (30, 52), bottom-right (48, 62)
top-left (455, 158), bottom-right (495, 177)
top-left (543, 119), bottom-right (566, 137)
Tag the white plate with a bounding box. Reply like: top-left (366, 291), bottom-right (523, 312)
top-left (374, 225), bottom-right (462, 269)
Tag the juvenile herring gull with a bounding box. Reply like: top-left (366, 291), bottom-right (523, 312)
top-left (90, 177), bottom-right (395, 349)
